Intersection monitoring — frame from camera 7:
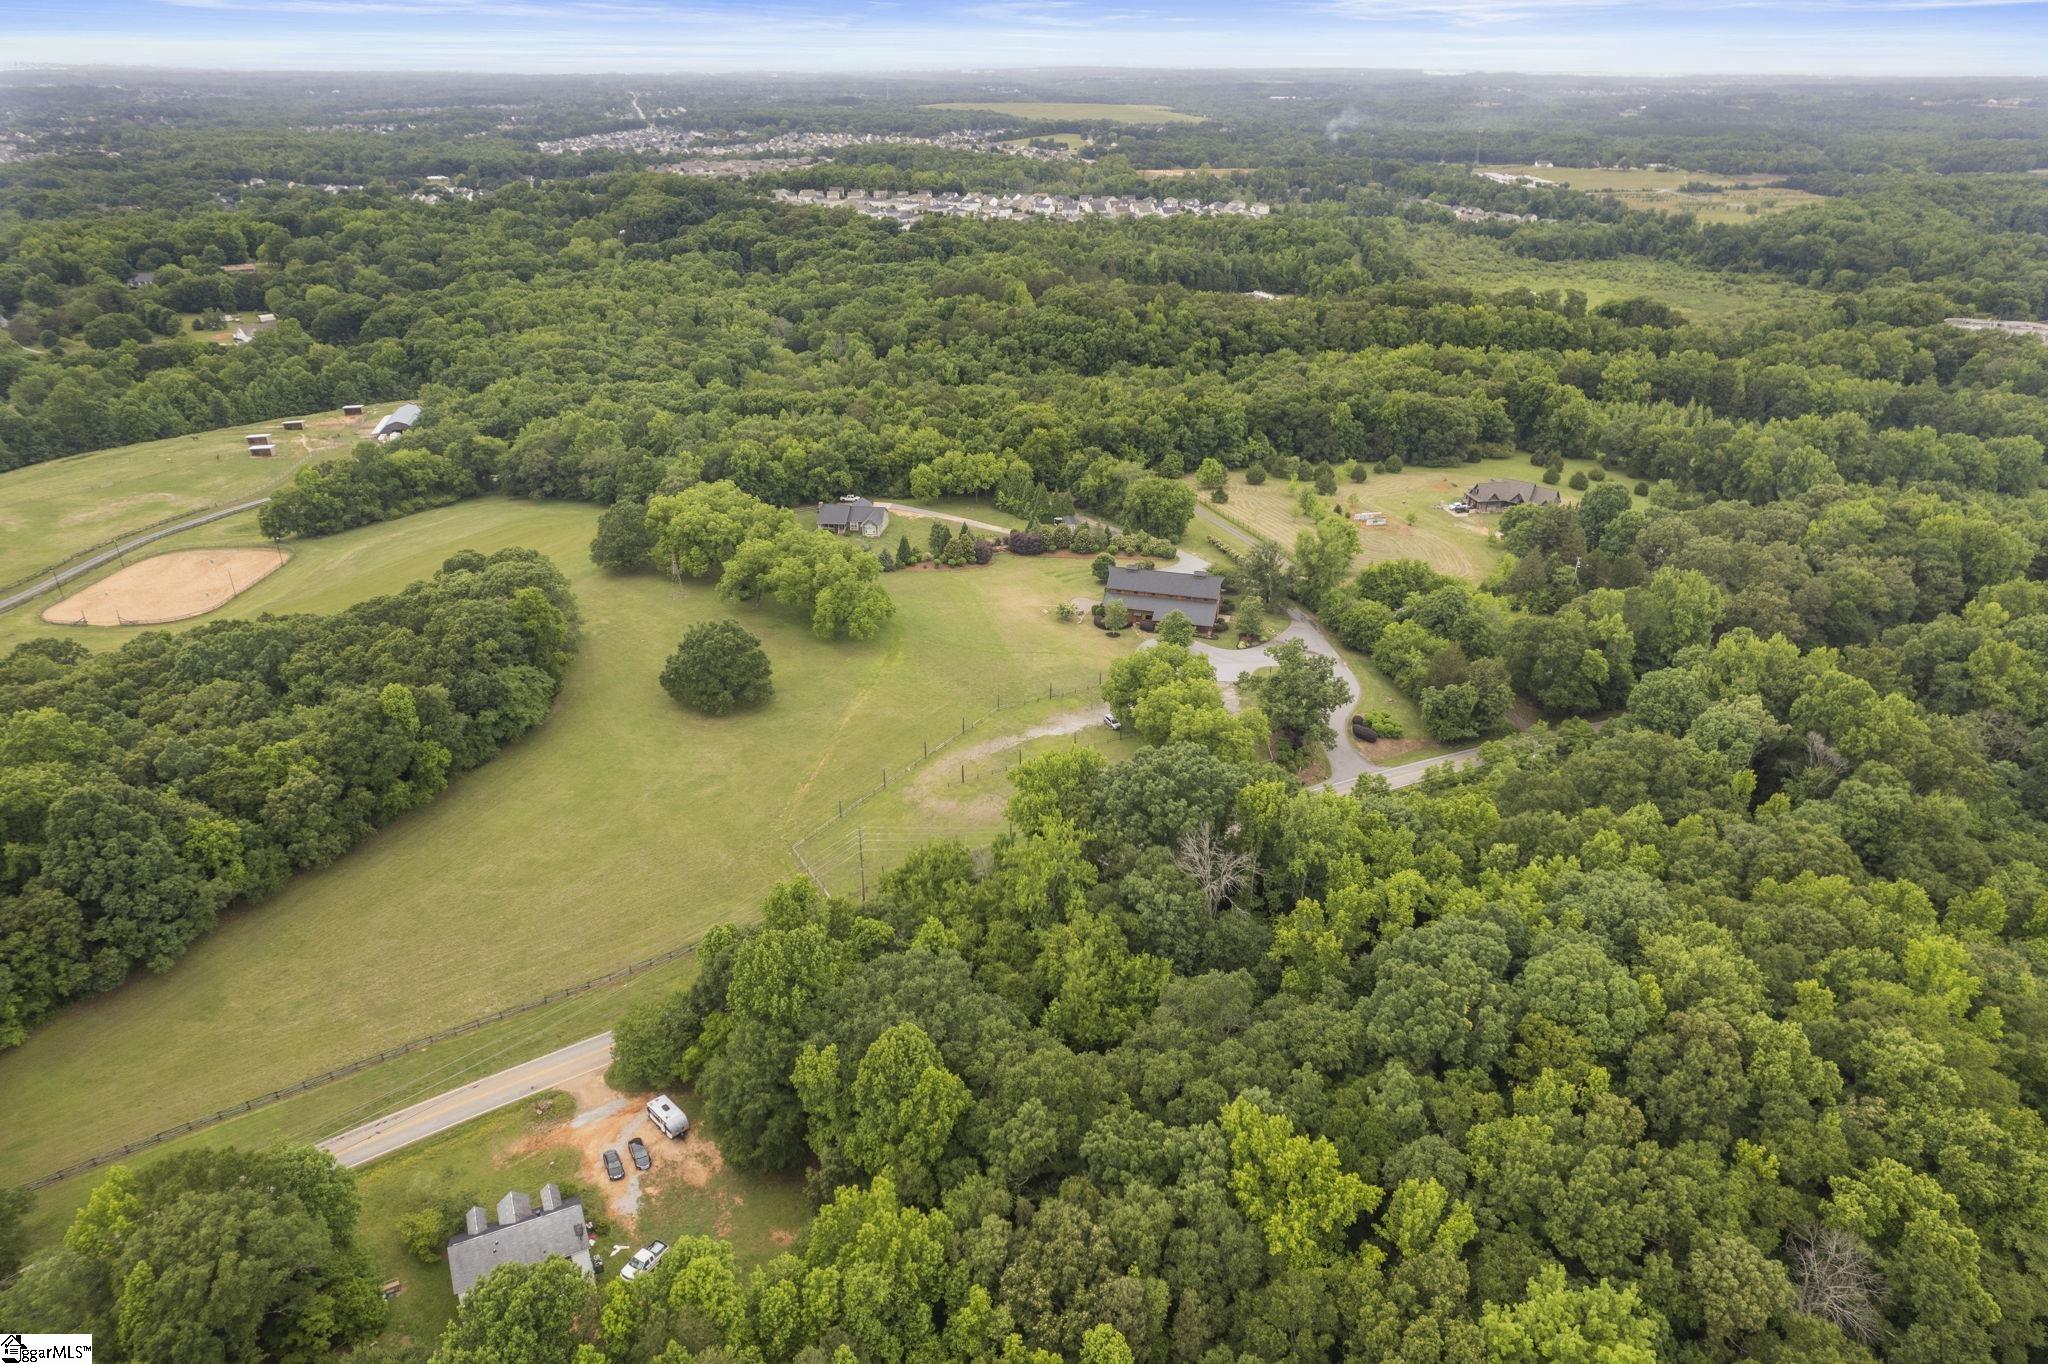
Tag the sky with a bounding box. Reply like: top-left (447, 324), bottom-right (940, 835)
top-left (4, 0), bottom-right (2047, 76)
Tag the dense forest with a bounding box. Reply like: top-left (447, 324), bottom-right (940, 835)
top-left (4, 69), bottom-right (2048, 1361)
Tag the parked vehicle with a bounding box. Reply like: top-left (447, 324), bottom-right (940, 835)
top-left (619, 1240), bottom-right (669, 1281)
top-left (603, 1148), bottom-right (625, 1181)
top-left (1102, 713), bottom-right (1122, 731)
top-left (628, 1137), bottom-right (651, 1171)
top-left (647, 1094), bottom-right (689, 1139)
top-left (1351, 715), bottom-right (1378, 742)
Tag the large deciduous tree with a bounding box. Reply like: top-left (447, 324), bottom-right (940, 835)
top-left (660, 619), bottom-right (773, 716)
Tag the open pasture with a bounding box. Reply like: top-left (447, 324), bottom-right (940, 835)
top-left (0, 403), bottom-right (407, 589)
top-left (0, 498), bottom-right (1126, 1188)
top-left (1198, 456), bottom-right (1565, 585)
top-left (1400, 221), bottom-right (1822, 324)
top-left (1474, 163), bottom-right (1826, 223)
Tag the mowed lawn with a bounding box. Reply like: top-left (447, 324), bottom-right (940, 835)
top-left (926, 101), bottom-right (1205, 123)
top-left (0, 403), bottom-right (409, 588)
top-left (0, 497), bottom-right (1126, 1186)
top-left (1196, 456), bottom-right (1566, 584)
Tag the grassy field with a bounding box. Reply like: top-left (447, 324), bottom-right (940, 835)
top-left (1476, 163), bottom-right (1826, 224)
top-left (13, 951), bottom-right (699, 1258)
top-left (1194, 462), bottom-right (1572, 751)
top-left (927, 101), bottom-right (1205, 123)
top-left (1196, 457), bottom-right (1567, 584)
top-left (1399, 221), bottom-right (1820, 325)
top-left (0, 403), bottom-right (408, 590)
top-left (0, 497), bottom-right (1127, 1189)
top-left (796, 701), bottom-right (1136, 896)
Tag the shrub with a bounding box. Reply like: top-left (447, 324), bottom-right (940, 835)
top-left (1313, 465), bottom-right (1338, 495)
top-left (1007, 530), bottom-right (1046, 556)
top-left (1359, 708), bottom-right (1405, 739)
top-left (1055, 602), bottom-right (1078, 623)
top-left (1589, 466), bottom-right (1607, 481)
top-left (971, 538), bottom-right (994, 565)
top-left (1092, 553), bottom-right (1116, 583)
top-left (928, 522), bottom-right (952, 556)
top-left (1635, 481), bottom-right (1650, 496)
top-left (1211, 488), bottom-right (1229, 504)
top-left (661, 618), bottom-right (773, 716)
top-left (878, 549), bottom-right (896, 571)
top-left (1543, 466), bottom-right (1561, 484)
top-left (1347, 461), bottom-right (1369, 483)
top-left (398, 1206), bottom-right (455, 1266)
top-left (1568, 471), bottom-right (1589, 491)
top-left (1245, 463), bottom-right (1268, 486)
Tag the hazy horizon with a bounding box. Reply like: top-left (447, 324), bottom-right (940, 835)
top-left (6, 0), bottom-right (2048, 78)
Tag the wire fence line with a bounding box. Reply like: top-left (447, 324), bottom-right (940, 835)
top-left (21, 936), bottom-right (704, 1192)
top-left (790, 671), bottom-right (1116, 898)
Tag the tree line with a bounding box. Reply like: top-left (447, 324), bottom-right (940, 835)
top-left (0, 548), bottom-right (578, 1047)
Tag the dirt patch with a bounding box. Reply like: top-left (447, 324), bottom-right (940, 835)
top-left (512, 1078), bottom-right (732, 1236)
top-left (1355, 734), bottom-right (1438, 763)
top-left (43, 547), bottom-right (290, 626)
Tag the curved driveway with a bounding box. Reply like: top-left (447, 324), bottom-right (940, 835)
top-left (0, 497), bottom-right (272, 615)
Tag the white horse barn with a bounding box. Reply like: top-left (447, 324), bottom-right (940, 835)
top-left (371, 403), bottom-right (422, 441)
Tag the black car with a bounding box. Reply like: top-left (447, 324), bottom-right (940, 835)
top-left (603, 1148), bottom-right (626, 1181)
top-left (627, 1137), bottom-right (651, 1171)
top-left (1350, 715), bottom-right (1378, 742)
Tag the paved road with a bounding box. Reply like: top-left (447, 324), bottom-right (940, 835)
top-left (0, 497), bottom-right (273, 615)
top-left (318, 1032), bottom-right (614, 1168)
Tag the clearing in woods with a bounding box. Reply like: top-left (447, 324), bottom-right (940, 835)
top-left (1196, 454), bottom-right (1569, 584)
top-left (1399, 220), bottom-right (1819, 324)
top-left (0, 402), bottom-right (409, 589)
top-left (42, 547), bottom-right (291, 625)
top-left (1472, 163), bottom-right (1826, 223)
top-left (0, 497), bottom-right (1126, 1190)
top-left (351, 1082), bottom-right (803, 1345)
top-left (926, 101), bottom-right (1205, 123)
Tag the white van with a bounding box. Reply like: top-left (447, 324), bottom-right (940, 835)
top-left (647, 1094), bottom-right (689, 1139)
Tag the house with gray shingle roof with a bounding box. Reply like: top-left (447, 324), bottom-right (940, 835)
top-left (446, 1185), bottom-right (594, 1300)
top-left (817, 497), bottom-right (889, 537)
top-left (1103, 566), bottom-right (1226, 633)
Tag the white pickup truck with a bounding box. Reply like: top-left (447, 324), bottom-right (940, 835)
top-left (619, 1240), bottom-right (669, 1282)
